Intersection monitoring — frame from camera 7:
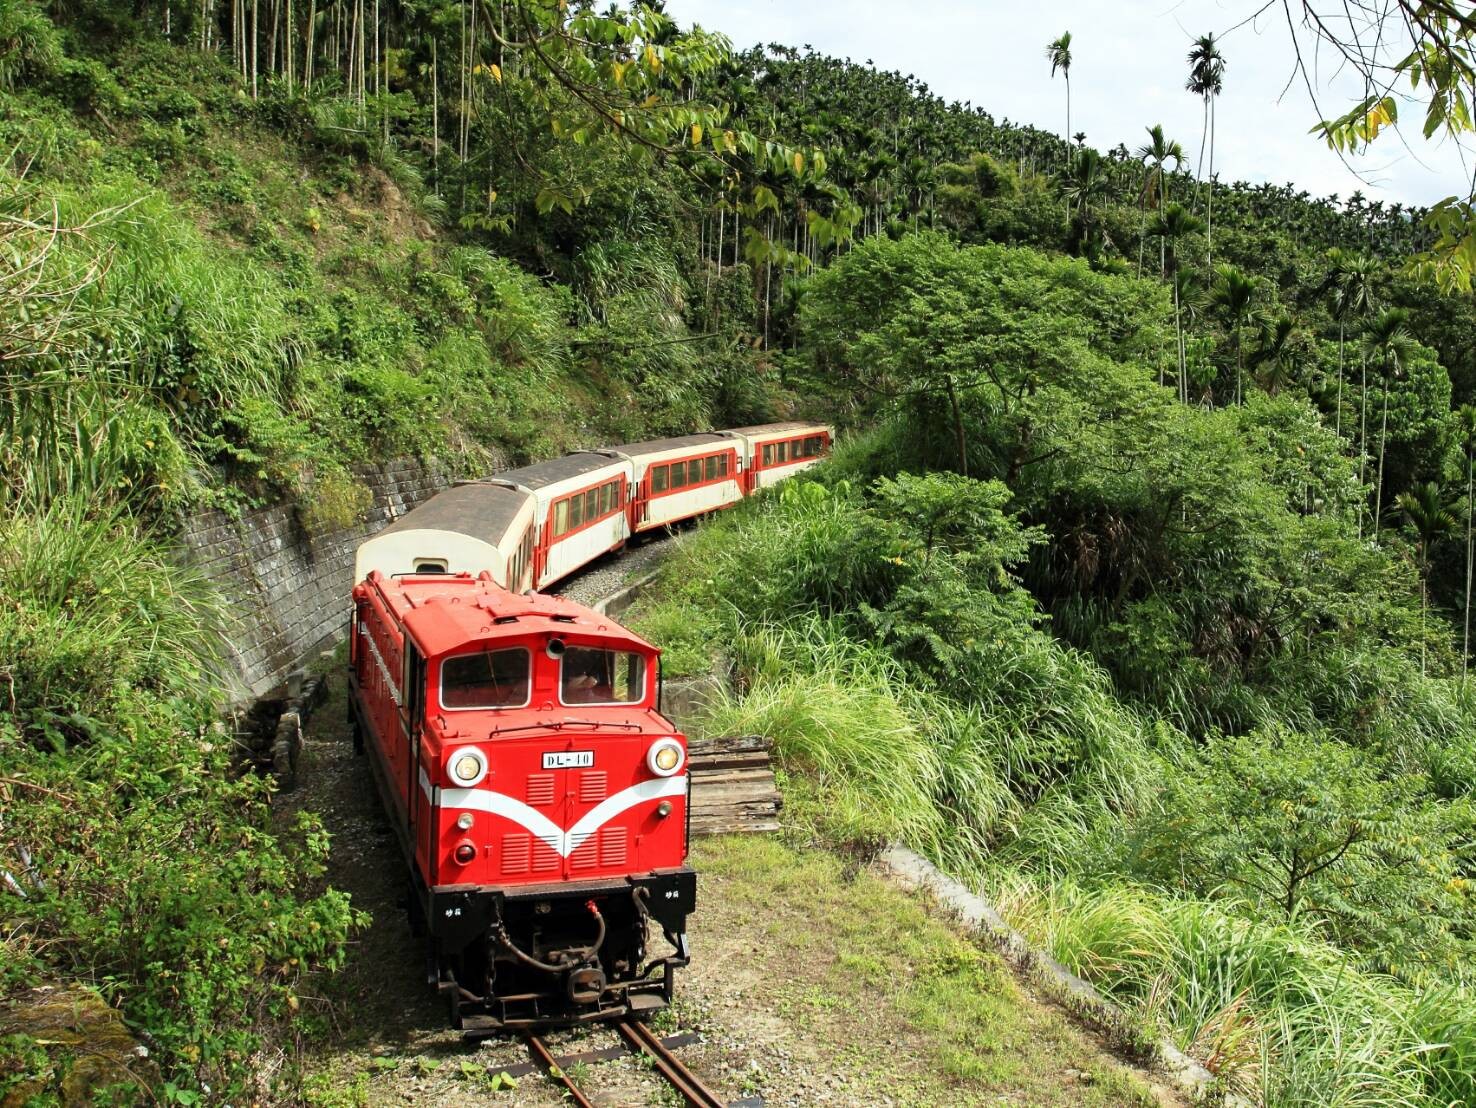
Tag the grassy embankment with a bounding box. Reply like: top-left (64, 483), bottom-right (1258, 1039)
top-left (624, 454), bottom-right (1476, 1108)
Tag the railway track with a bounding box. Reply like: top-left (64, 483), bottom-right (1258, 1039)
top-left (525, 1020), bottom-right (751, 1107)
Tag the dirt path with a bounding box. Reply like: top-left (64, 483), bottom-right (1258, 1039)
top-left (284, 669), bottom-right (1184, 1107)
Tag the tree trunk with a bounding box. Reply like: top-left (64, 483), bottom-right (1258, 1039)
top-left (1137, 191), bottom-right (1146, 278)
top-left (1421, 557), bottom-right (1428, 675)
top-left (1358, 350), bottom-right (1368, 539)
top-left (1173, 278), bottom-right (1185, 403)
top-left (946, 374), bottom-right (967, 476)
top-left (1375, 379), bottom-right (1390, 533)
top-left (1335, 322), bottom-right (1344, 439)
top-left (250, 0), bottom-right (258, 97)
top-left (1235, 327), bottom-right (1242, 406)
top-left (1466, 451), bottom-right (1473, 679)
top-left (431, 34), bottom-right (438, 193)
top-left (304, 0), bottom-right (315, 87)
top-left (1206, 98), bottom-right (1215, 269)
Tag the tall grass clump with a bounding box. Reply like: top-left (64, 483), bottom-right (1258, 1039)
top-left (704, 654), bottom-right (949, 854)
top-left (0, 498), bottom-right (222, 734)
top-left (985, 870), bottom-right (1476, 1106)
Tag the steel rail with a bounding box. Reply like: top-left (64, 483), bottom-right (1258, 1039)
top-left (525, 1034), bottom-right (597, 1108)
top-left (616, 1019), bottom-right (727, 1108)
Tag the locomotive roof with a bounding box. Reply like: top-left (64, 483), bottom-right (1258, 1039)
top-left (496, 451), bottom-right (621, 491)
top-left (612, 432), bottom-right (731, 457)
top-left (374, 481), bottom-right (527, 542)
top-left (369, 572), bottom-right (656, 659)
top-left (725, 421), bottom-right (830, 435)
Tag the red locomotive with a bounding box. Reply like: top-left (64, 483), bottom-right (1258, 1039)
top-left (347, 422), bottom-right (831, 1030)
top-left (348, 570), bottom-right (694, 1030)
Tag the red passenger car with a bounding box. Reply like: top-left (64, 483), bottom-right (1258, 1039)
top-left (348, 570), bottom-right (695, 1030)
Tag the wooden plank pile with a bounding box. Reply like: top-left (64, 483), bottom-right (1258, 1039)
top-left (687, 734), bottom-right (782, 835)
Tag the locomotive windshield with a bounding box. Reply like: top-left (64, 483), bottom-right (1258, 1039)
top-left (440, 648), bottom-right (531, 709)
top-left (560, 646), bottom-right (645, 705)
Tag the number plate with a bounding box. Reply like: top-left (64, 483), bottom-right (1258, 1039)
top-left (542, 750), bottom-right (594, 769)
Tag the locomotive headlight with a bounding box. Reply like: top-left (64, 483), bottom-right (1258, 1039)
top-left (448, 746), bottom-right (488, 787)
top-left (456, 812), bottom-right (475, 831)
top-left (647, 738), bottom-right (685, 777)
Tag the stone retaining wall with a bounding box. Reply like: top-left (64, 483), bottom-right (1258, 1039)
top-left (180, 458), bottom-right (456, 700)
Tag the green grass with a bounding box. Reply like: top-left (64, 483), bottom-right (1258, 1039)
top-left (634, 475), bottom-right (1476, 1107)
top-left (985, 869), bottom-right (1476, 1107)
top-left (694, 834), bottom-right (1165, 1107)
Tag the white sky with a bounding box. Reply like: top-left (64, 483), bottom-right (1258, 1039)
top-left (663, 0), bottom-right (1473, 210)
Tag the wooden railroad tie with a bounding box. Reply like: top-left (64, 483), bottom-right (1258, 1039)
top-left (686, 734), bottom-right (781, 836)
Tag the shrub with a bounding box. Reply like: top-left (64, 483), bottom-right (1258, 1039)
top-left (0, 503), bottom-right (361, 1097)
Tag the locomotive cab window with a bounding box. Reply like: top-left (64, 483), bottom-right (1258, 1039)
top-left (560, 646), bottom-right (646, 704)
top-left (441, 648), bottom-right (531, 709)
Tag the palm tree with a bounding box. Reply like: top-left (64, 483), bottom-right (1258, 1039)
top-left (1319, 249), bottom-right (1378, 443)
top-left (1395, 481), bottom-right (1459, 674)
top-left (1065, 147), bottom-right (1112, 258)
top-left (1136, 124), bottom-right (1184, 278)
top-left (1210, 264), bottom-right (1256, 405)
top-left (1459, 405), bottom-right (1476, 678)
top-left (1151, 202), bottom-right (1205, 403)
top-left (1046, 32), bottom-right (1073, 169)
top-left (1252, 315), bottom-right (1301, 397)
top-left (1365, 308), bottom-right (1413, 534)
top-left (1186, 33), bottom-right (1225, 268)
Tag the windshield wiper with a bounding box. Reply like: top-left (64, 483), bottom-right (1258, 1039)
top-left (487, 718), bottom-right (642, 737)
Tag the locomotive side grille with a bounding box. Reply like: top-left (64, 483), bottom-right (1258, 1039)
top-left (598, 826), bottom-right (627, 867)
top-left (526, 774), bottom-right (555, 806)
top-left (578, 771), bottom-right (607, 803)
top-left (533, 844), bottom-right (559, 873)
top-left (501, 833), bottom-right (530, 874)
top-left (569, 835), bottom-right (599, 870)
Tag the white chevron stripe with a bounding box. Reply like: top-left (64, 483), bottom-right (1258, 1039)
top-left (419, 768), bottom-right (687, 858)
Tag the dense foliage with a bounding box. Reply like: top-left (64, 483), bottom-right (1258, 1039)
top-left (631, 231), bottom-right (1476, 1104)
top-left (7, 0), bottom-right (1476, 1101)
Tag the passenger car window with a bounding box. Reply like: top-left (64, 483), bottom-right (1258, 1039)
top-left (553, 499), bottom-right (570, 537)
top-left (586, 488), bottom-right (600, 521)
top-left (688, 459), bottom-right (702, 484)
top-left (777, 441), bottom-right (788, 463)
top-left (569, 494), bottom-right (584, 528)
top-left (762, 444), bottom-right (773, 467)
top-left (560, 646), bottom-right (646, 704)
top-left (652, 465), bottom-right (668, 492)
top-left (670, 463), bottom-right (686, 489)
top-left (719, 453), bottom-right (729, 475)
top-left (704, 456), bottom-right (718, 480)
top-left (442, 649), bottom-right (530, 709)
